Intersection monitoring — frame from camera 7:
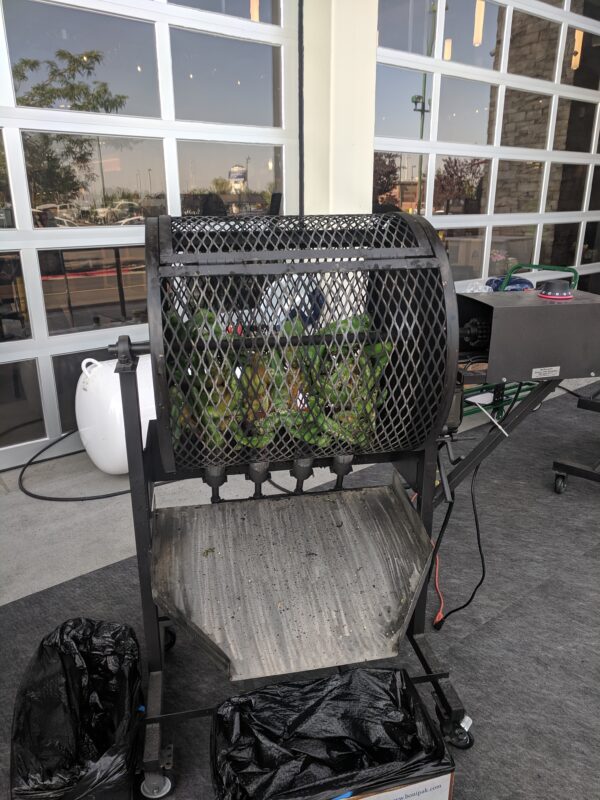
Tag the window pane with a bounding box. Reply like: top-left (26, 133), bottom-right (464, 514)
top-left (1, 253), bottom-right (30, 341)
top-left (561, 26), bottom-right (600, 91)
top-left (39, 247), bottom-right (146, 335)
top-left (22, 132), bottom-right (166, 228)
top-left (171, 28), bottom-right (281, 126)
top-left (53, 349), bottom-right (113, 432)
top-left (553, 99), bottom-right (595, 152)
top-left (539, 223), bottom-right (579, 266)
top-left (178, 141), bottom-right (282, 215)
top-left (570, 0), bottom-right (600, 21)
top-left (508, 11), bottom-right (559, 82)
top-left (375, 65), bottom-right (432, 140)
top-left (0, 360), bottom-right (46, 447)
top-left (0, 133), bottom-right (14, 229)
top-left (489, 226), bottom-right (536, 276)
top-left (377, 0), bottom-right (437, 55)
top-left (538, 0), bottom-right (563, 6)
top-left (372, 152), bottom-right (427, 214)
top-left (582, 222), bottom-right (600, 264)
top-left (443, 0), bottom-right (505, 70)
top-left (437, 78), bottom-right (495, 146)
top-left (581, 222), bottom-right (600, 264)
top-left (433, 156), bottom-right (490, 215)
top-left (501, 90), bottom-right (551, 149)
top-left (545, 164), bottom-right (587, 212)
top-left (589, 166), bottom-right (600, 211)
top-left (495, 160), bottom-right (543, 214)
top-left (437, 228), bottom-right (485, 280)
top-left (168, 0), bottom-right (280, 24)
top-left (4, 0), bottom-right (159, 117)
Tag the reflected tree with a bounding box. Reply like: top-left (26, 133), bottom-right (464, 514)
top-left (434, 157), bottom-right (485, 214)
top-left (14, 51), bottom-right (127, 218)
top-left (372, 153), bottom-right (400, 206)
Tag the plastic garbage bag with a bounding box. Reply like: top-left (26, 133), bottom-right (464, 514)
top-left (11, 618), bottom-right (142, 800)
top-left (213, 668), bottom-right (454, 800)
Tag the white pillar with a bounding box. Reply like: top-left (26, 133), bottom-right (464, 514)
top-left (303, 0), bottom-right (378, 214)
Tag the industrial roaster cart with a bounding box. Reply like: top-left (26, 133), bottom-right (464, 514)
top-left (113, 213), bottom-right (469, 796)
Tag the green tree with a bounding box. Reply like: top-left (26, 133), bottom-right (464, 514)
top-left (14, 50), bottom-right (127, 216)
top-left (210, 177), bottom-right (232, 195)
top-left (373, 152), bottom-right (400, 205)
top-left (434, 157), bottom-right (485, 214)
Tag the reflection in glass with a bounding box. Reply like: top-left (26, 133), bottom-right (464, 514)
top-left (437, 78), bottom-right (494, 146)
top-left (39, 247), bottom-right (146, 335)
top-left (489, 226), bottom-right (536, 276)
top-left (0, 134), bottom-right (14, 229)
top-left (433, 156), bottom-right (489, 215)
top-left (53, 349), bottom-right (112, 432)
top-left (4, 0), bottom-right (159, 117)
top-left (539, 223), bottom-right (579, 266)
top-left (443, 0), bottom-right (505, 69)
top-left (375, 65), bottom-right (432, 140)
top-left (538, 0), bottom-right (563, 5)
top-left (553, 99), bottom-right (595, 152)
top-left (0, 253), bottom-right (30, 342)
top-left (501, 90), bottom-right (551, 149)
top-left (377, 0), bottom-right (437, 55)
top-left (495, 161), bottom-right (543, 214)
top-left (570, 0), bottom-right (600, 21)
top-left (168, 0), bottom-right (280, 23)
top-left (22, 132), bottom-right (166, 228)
top-left (582, 222), bottom-right (600, 264)
top-left (545, 163), bottom-right (587, 212)
top-left (508, 11), bottom-right (559, 82)
top-left (0, 360), bottom-right (46, 447)
top-left (437, 228), bottom-right (485, 281)
top-left (562, 26), bottom-right (600, 91)
top-left (171, 28), bottom-right (281, 126)
top-left (178, 141), bottom-right (282, 215)
top-left (372, 152), bottom-right (427, 215)
top-left (589, 166), bottom-right (600, 211)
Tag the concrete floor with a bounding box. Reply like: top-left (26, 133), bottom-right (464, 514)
top-left (1, 378), bottom-right (594, 608)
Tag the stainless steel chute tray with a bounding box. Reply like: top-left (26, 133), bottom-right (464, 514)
top-left (151, 471), bottom-right (432, 681)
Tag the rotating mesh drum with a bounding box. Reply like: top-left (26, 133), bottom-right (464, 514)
top-left (146, 214), bottom-right (458, 475)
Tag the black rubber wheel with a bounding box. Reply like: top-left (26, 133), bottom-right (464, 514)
top-left (446, 726), bottom-right (475, 750)
top-left (164, 626), bottom-right (177, 652)
top-left (554, 475), bottom-right (567, 494)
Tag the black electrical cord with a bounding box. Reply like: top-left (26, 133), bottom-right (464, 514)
top-left (433, 463), bottom-right (483, 630)
top-left (18, 430), bottom-right (131, 502)
top-left (433, 381), bottom-right (524, 630)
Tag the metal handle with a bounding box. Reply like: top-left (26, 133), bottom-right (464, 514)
top-left (499, 263), bottom-right (579, 292)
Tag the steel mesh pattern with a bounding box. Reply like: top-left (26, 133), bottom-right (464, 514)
top-left (160, 266), bottom-right (447, 471)
top-left (169, 214), bottom-right (422, 259)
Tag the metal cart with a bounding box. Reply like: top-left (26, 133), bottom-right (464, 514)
top-left (113, 213), bottom-right (471, 796)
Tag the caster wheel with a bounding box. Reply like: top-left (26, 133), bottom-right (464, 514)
top-left (554, 475), bottom-right (567, 494)
top-left (138, 773), bottom-right (175, 798)
top-left (446, 726), bottom-right (475, 750)
top-left (164, 625), bottom-right (177, 652)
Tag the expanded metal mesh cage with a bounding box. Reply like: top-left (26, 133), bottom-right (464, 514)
top-left (147, 214), bottom-right (457, 474)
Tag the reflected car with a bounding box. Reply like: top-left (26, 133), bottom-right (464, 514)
top-left (118, 215), bottom-right (145, 226)
top-left (99, 200), bottom-right (142, 224)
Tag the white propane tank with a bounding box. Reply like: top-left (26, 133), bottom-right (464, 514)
top-left (75, 356), bottom-right (156, 475)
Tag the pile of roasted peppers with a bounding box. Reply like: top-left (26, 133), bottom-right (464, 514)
top-left (168, 309), bottom-right (393, 453)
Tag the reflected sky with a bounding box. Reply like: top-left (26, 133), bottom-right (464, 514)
top-left (178, 141), bottom-right (281, 192)
top-left (168, 0), bottom-right (279, 24)
top-left (444, 0), bottom-right (504, 69)
top-left (3, 0), bottom-right (160, 117)
top-left (375, 65), bottom-right (431, 139)
top-left (438, 77), bottom-right (493, 145)
top-left (171, 28), bottom-right (280, 125)
top-left (378, 0), bottom-right (436, 55)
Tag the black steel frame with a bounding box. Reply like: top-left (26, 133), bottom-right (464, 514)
top-left (112, 214), bottom-right (473, 792)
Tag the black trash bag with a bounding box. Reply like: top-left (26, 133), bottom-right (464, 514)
top-left (213, 668), bottom-right (454, 800)
top-left (11, 618), bottom-right (143, 800)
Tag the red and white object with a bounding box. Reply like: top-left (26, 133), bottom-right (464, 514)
top-left (75, 356), bottom-right (156, 475)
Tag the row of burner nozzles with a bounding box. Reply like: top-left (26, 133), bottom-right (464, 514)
top-left (202, 454), bottom-right (355, 503)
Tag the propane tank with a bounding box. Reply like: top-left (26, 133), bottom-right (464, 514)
top-left (75, 356), bottom-right (156, 475)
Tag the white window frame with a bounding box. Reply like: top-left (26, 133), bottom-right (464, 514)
top-left (374, 0), bottom-right (600, 287)
top-left (0, 0), bottom-right (299, 469)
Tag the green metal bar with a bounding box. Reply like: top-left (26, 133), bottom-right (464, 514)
top-left (499, 263), bottom-right (579, 292)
